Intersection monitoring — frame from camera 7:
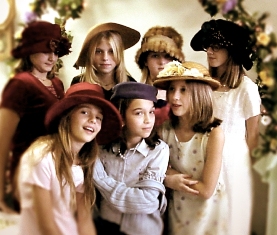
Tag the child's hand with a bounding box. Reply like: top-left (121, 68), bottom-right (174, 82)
top-left (164, 174), bottom-right (199, 195)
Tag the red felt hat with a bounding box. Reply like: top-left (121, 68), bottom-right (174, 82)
top-left (45, 83), bottom-right (122, 145)
top-left (12, 21), bottom-right (71, 58)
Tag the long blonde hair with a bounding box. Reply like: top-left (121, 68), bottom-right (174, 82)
top-left (25, 107), bottom-right (98, 211)
top-left (80, 31), bottom-right (129, 84)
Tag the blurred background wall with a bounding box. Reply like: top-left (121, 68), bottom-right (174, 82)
top-left (1, 1), bottom-right (276, 234)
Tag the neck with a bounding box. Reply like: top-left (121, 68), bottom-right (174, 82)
top-left (30, 71), bottom-right (48, 81)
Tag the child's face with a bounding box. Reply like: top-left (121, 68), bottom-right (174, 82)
top-left (206, 46), bottom-right (229, 70)
top-left (30, 52), bottom-right (58, 73)
top-left (167, 80), bottom-right (190, 117)
top-left (70, 103), bottom-right (103, 148)
top-left (123, 99), bottom-right (155, 142)
top-left (92, 38), bottom-right (117, 75)
top-left (145, 52), bottom-right (174, 82)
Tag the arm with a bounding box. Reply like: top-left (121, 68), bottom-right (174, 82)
top-left (0, 108), bottom-right (19, 213)
top-left (33, 185), bottom-right (62, 235)
top-left (93, 158), bottom-right (161, 214)
top-left (246, 115), bottom-right (260, 157)
top-left (189, 126), bottom-right (225, 199)
top-left (76, 192), bottom-right (96, 235)
top-left (164, 167), bottom-right (199, 195)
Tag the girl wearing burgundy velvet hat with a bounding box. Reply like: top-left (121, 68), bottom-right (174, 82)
top-left (17, 82), bottom-right (122, 235)
top-left (71, 22), bottom-right (140, 100)
top-left (0, 20), bottom-right (71, 213)
top-left (93, 82), bottom-right (169, 235)
top-left (191, 19), bottom-right (261, 235)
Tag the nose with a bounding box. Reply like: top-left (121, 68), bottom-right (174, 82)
top-left (102, 52), bottom-right (108, 61)
top-left (173, 90), bottom-right (180, 100)
top-left (89, 115), bottom-right (97, 123)
top-left (144, 113), bottom-right (150, 123)
top-left (206, 47), bottom-right (214, 54)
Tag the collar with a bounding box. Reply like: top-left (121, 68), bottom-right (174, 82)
top-left (129, 139), bottom-right (150, 158)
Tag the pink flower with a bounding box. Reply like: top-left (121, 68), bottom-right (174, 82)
top-left (222, 0), bottom-right (238, 14)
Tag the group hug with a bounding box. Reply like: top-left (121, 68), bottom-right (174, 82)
top-left (0, 18), bottom-right (261, 235)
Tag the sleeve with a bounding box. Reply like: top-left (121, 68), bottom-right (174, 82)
top-left (243, 78), bottom-right (261, 119)
top-left (93, 158), bottom-right (162, 214)
top-left (0, 79), bottom-right (29, 117)
top-left (139, 142), bottom-right (169, 183)
top-left (26, 155), bottom-right (53, 191)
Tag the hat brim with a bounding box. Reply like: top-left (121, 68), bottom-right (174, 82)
top-left (190, 30), bottom-right (205, 52)
top-left (75, 22), bottom-right (140, 68)
top-left (45, 95), bottom-right (122, 145)
top-left (153, 75), bottom-right (220, 90)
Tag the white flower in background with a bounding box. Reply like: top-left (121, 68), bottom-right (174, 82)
top-left (261, 115), bottom-right (272, 126)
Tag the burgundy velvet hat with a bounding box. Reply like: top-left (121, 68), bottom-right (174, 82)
top-left (12, 21), bottom-right (71, 58)
top-left (110, 82), bottom-right (158, 102)
top-left (45, 83), bottom-right (122, 145)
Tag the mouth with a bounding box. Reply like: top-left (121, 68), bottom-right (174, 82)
top-left (83, 126), bottom-right (95, 133)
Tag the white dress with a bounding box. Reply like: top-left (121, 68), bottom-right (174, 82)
top-left (212, 76), bottom-right (261, 235)
top-left (160, 121), bottom-right (228, 235)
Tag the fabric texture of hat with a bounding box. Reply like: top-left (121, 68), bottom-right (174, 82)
top-left (153, 61), bottom-right (220, 90)
top-left (110, 82), bottom-right (158, 102)
top-left (75, 22), bottom-right (140, 68)
top-left (45, 82), bottom-right (122, 145)
top-left (135, 26), bottom-right (185, 69)
top-left (190, 19), bottom-right (254, 70)
top-left (12, 21), bottom-right (71, 58)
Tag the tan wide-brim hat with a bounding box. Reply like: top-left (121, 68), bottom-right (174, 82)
top-left (75, 22), bottom-right (140, 68)
top-left (153, 61), bottom-right (220, 90)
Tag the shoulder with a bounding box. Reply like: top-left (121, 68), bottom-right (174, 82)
top-left (239, 76), bottom-right (259, 92)
top-left (208, 125), bottom-right (224, 143)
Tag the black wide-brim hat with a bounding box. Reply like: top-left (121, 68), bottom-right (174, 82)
top-left (45, 83), bottom-right (122, 145)
top-left (190, 19), bottom-right (254, 70)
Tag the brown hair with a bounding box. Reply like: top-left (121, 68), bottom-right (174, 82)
top-left (209, 56), bottom-right (245, 89)
top-left (168, 81), bottom-right (221, 133)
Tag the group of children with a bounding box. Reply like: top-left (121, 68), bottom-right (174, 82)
top-left (0, 17), bottom-right (261, 235)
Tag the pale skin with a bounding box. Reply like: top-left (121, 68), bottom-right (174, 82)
top-left (162, 80), bottom-right (225, 199)
top-left (92, 38), bottom-right (117, 90)
top-left (145, 52), bottom-right (174, 100)
top-left (206, 46), bottom-right (260, 156)
top-left (0, 52), bottom-right (58, 213)
top-left (32, 104), bottom-right (101, 235)
top-left (123, 99), bottom-right (156, 149)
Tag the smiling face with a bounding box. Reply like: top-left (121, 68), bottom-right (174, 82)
top-left (92, 38), bottom-right (117, 76)
top-left (69, 103), bottom-right (103, 151)
top-left (29, 52), bottom-right (58, 73)
top-left (123, 99), bottom-right (155, 146)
